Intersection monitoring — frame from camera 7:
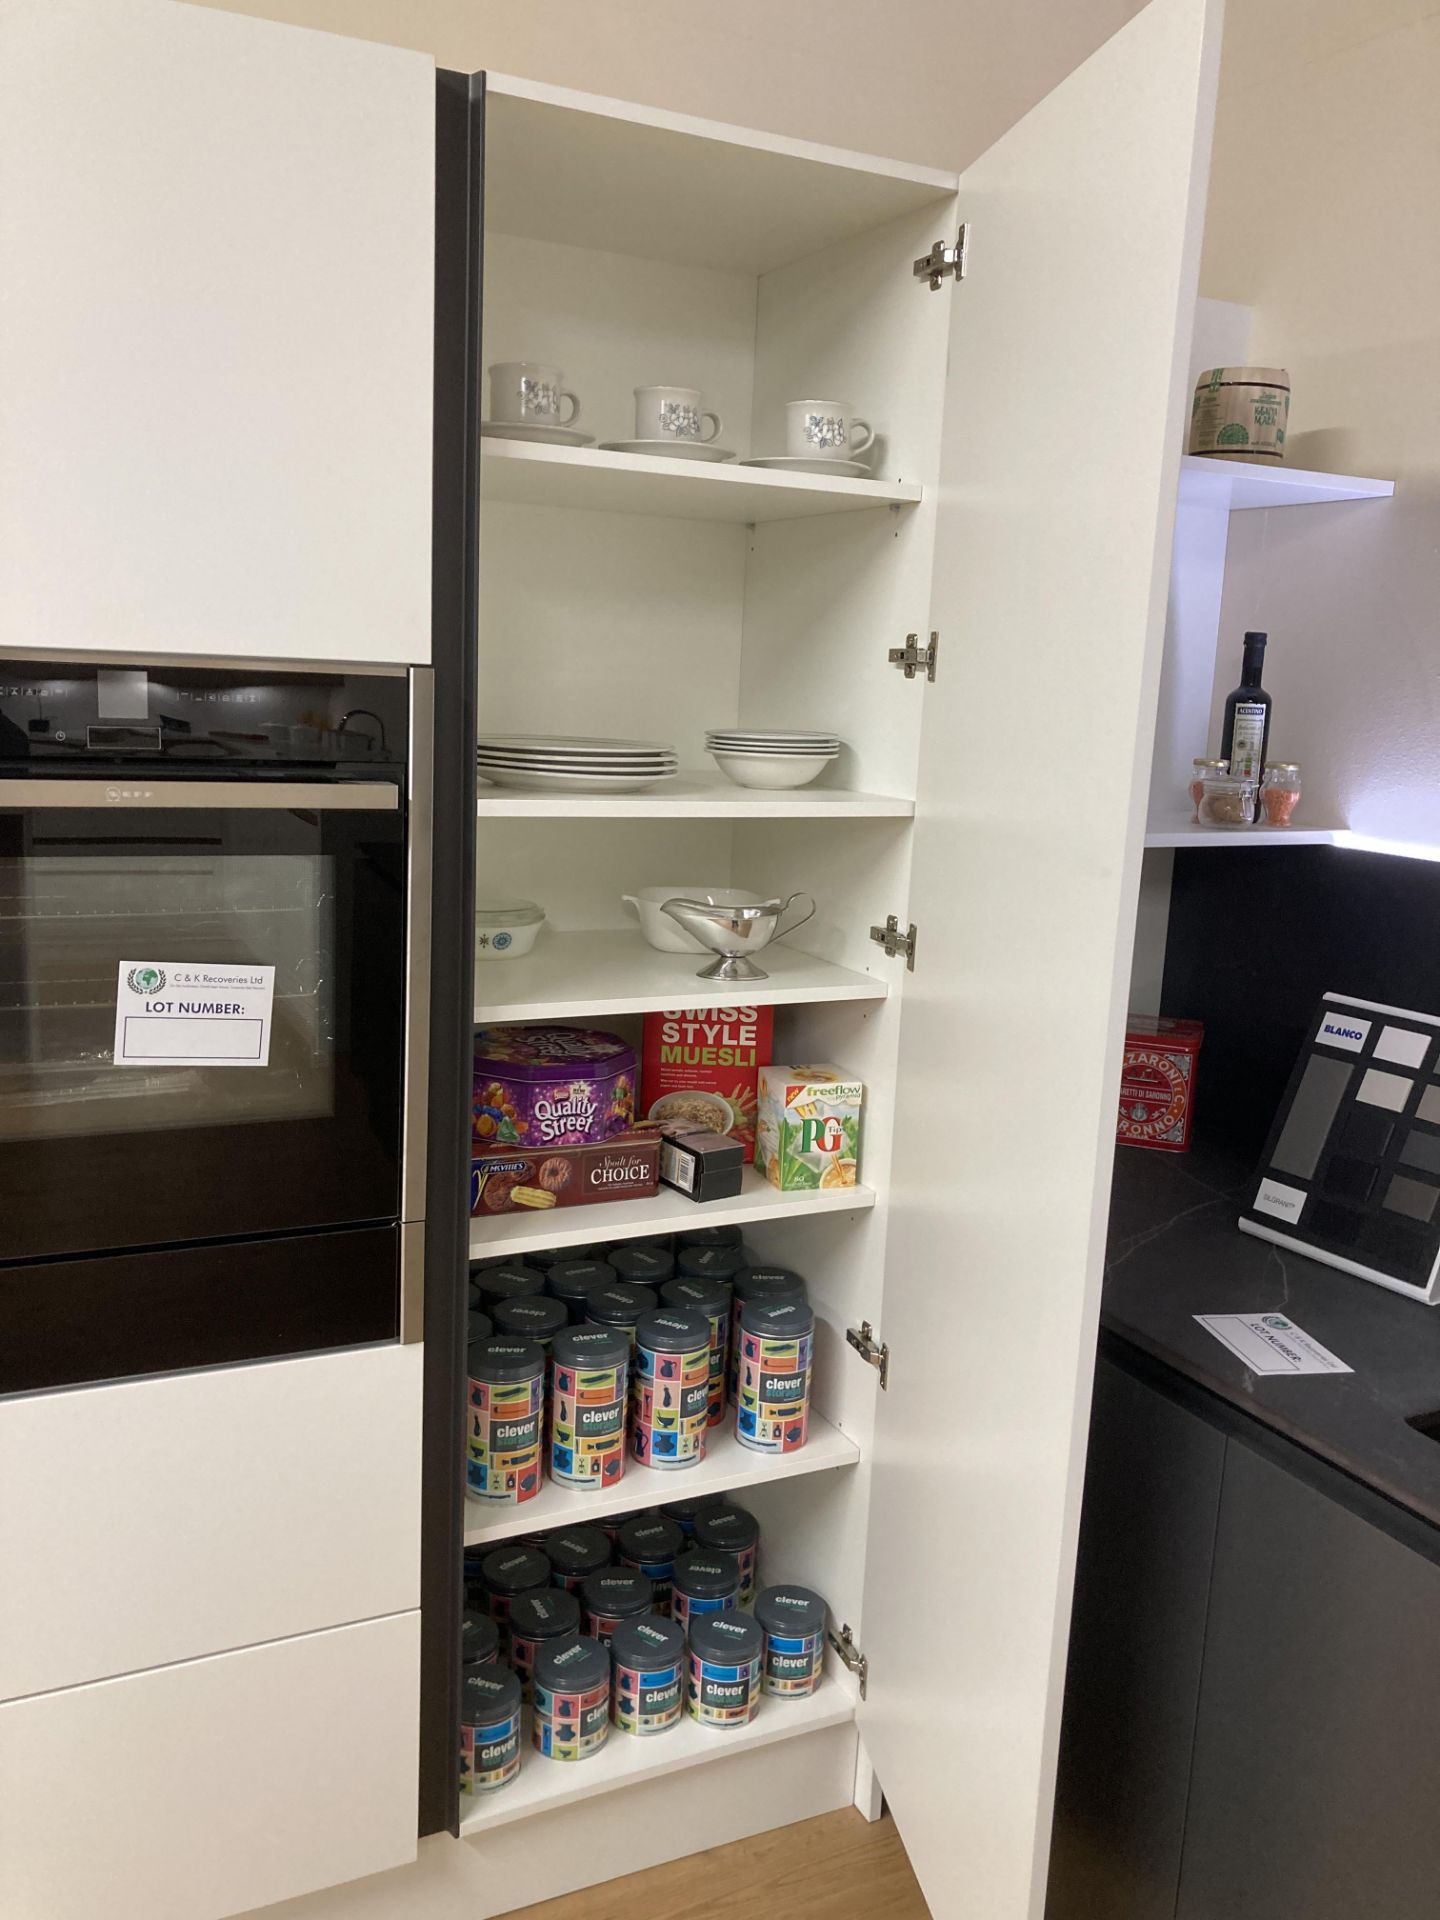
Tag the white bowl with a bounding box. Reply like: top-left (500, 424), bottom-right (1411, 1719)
top-left (475, 900), bottom-right (544, 961)
top-left (622, 884), bottom-right (767, 952)
top-left (710, 749), bottom-right (835, 790)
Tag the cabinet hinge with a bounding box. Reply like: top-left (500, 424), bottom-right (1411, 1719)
top-left (888, 631), bottom-right (937, 682)
top-left (869, 916), bottom-right (916, 972)
top-left (913, 223), bottom-right (968, 290)
top-left (828, 1622), bottom-right (869, 1699)
top-left (846, 1319), bottom-right (890, 1389)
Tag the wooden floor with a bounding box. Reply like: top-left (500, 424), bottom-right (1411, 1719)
top-left (498, 1808), bottom-right (933, 1919)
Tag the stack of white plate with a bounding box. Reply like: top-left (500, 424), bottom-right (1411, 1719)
top-left (706, 727), bottom-right (842, 791)
top-left (477, 734), bottom-right (679, 794)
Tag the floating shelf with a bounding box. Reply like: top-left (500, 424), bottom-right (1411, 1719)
top-left (1145, 820), bottom-right (1342, 849)
top-left (458, 1666), bottom-right (857, 1834)
top-left (469, 1165), bottom-right (875, 1261)
top-left (463, 1410), bottom-right (860, 1546)
top-left (1178, 455), bottom-right (1394, 512)
top-left (481, 438), bottom-right (923, 524)
top-left (474, 931), bottom-right (886, 1023)
top-left (476, 774), bottom-right (915, 820)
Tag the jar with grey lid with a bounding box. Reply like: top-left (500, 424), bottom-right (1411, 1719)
top-left (471, 1262), bottom-right (545, 1313)
top-left (461, 1608), bottom-right (500, 1668)
top-left (532, 1635), bottom-right (612, 1762)
top-left (541, 1525), bottom-right (612, 1593)
top-left (460, 1662), bottom-right (522, 1792)
top-left (670, 1549), bottom-right (741, 1633)
top-left (661, 1273), bottom-right (731, 1428)
top-left (478, 1543), bottom-right (549, 1654)
top-left (581, 1568), bottom-right (653, 1648)
top-left (686, 1610), bottom-right (763, 1729)
top-left (584, 1281), bottom-right (659, 1340)
top-left (508, 1587), bottom-right (582, 1704)
top-left (735, 1297), bottom-right (814, 1454)
top-left (754, 1584), bottom-right (827, 1697)
top-left (492, 1294), bottom-right (568, 1351)
top-left (617, 1514), bottom-right (686, 1614)
top-left (544, 1257), bottom-right (615, 1324)
top-left (611, 1614), bottom-right (685, 1736)
top-left (630, 1306), bottom-right (711, 1469)
top-left (728, 1266), bottom-right (807, 1402)
top-left (692, 1501), bottom-right (760, 1608)
top-left (608, 1244), bottom-right (675, 1288)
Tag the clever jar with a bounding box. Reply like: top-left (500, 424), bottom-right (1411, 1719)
top-left (686, 1610), bottom-right (763, 1730)
top-left (611, 1614), bottom-right (686, 1737)
top-left (581, 1568), bottom-right (654, 1649)
top-left (735, 1297), bottom-right (814, 1455)
top-left (692, 1501), bottom-right (760, 1609)
top-left (460, 1662), bottom-right (522, 1794)
top-left (466, 1335), bottom-right (545, 1504)
top-left (670, 1549), bottom-right (741, 1634)
top-left (754, 1584), bottom-right (827, 1698)
top-left (630, 1306), bottom-right (712, 1470)
top-left (661, 1273), bottom-right (731, 1428)
top-left (548, 1323), bottom-right (629, 1491)
top-left (532, 1635), bottom-right (612, 1762)
top-left (617, 1514), bottom-right (686, 1615)
top-left (508, 1587), bottom-right (582, 1704)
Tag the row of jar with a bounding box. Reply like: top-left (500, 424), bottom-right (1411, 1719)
top-left (467, 1246), bottom-right (813, 1500)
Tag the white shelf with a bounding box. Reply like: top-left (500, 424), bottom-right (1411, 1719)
top-left (1178, 454), bottom-right (1394, 511)
top-left (474, 930), bottom-right (886, 1023)
top-left (469, 1165), bottom-right (876, 1261)
top-left (476, 774), bottom-right (915, 820)
top-left (1145, 819), bottom-right (1342, 849)
top-left (458, 1668), bottom-right (857, 1834)
top-left (463, 1409), bottom-right (860, 1546)
top-left (481, 438), bottom-right (923, 523)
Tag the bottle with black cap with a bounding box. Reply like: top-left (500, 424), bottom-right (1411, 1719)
top-left (1219, 629), bottom-right (1273, 819)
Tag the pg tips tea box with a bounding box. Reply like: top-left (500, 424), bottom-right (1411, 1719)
top-left (756, 1064), bottom-right (863, 1192)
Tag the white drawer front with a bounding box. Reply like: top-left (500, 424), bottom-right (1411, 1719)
top-left (0, 1345), bottom-right (422, 1700)
top-left (0, 1613), bottom-right (420, 1920)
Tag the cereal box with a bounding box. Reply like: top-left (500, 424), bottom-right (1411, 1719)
top-left (641, 1006), bottom-right (773, 1165)
top-left (755, 1064), bottom-right (863, 1192)
top-left (1116, 1016), bottom-right (1203, 1152)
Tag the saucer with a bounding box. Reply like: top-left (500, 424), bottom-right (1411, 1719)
top-left (740, 455), bottom-right (874, 479)
top-left (599, 440), bottom-right (736, 463)
top-left (481, 421), bottom-right (596, 447)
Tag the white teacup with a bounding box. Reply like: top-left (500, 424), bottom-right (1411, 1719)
top-left (489, 361), bottom-right (581, 428)
top-left (635, 385), bottom-right (722, 444)
top-left (785, 400), bottom-right (874, 461)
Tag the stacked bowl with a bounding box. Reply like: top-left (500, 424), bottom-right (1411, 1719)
top-left (477, 734), bottom-right (678, 794)
top-left (706, 727), bottom-right (841, 791)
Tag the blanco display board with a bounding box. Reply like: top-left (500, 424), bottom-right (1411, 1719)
top-left (112, 962), bottom-right (275, 1067)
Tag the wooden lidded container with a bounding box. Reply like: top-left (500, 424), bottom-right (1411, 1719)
top-left (1188, 366), bottom-right (1290, 461)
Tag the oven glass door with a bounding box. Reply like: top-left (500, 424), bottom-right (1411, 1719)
top-left (0, 783), bottom-right (405, 1264)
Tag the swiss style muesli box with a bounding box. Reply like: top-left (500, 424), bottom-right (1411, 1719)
top-left (755, 1064), bottom-right (863, 1192)
top-left (641, 1006), bottom-right (773, 1165)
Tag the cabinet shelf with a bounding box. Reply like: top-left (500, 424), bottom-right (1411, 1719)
top-left (468, 1165), bottom-right (876, 1261)
top-left (1145, 820), bottom-right (1342, 849)
top-left (476, 775), bottom-right (915, 820)
top-left (1178, 455), bottom-right (1394, 511)
top-left (481, 438), bottom-right (923, 523)
top-left (463, 1410), bottom-right (860, 1546)
top-left (458, 1667), bottom-right (857, 1835)
top-left (474, 930), bottom-right (886, 1023)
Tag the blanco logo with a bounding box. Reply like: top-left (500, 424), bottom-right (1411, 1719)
top-left (1316, 1012), bottom-right (1370, 1054)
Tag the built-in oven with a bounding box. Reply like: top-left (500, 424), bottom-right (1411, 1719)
top-left (0, 659), bottom-right (431, 1396)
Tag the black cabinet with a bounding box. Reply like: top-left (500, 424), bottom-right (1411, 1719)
top-left (1048, 1342), bottom-right (1440, 1920)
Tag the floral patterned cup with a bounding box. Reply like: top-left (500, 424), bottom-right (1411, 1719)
top-left (634, 386), bottom-right (722, 443)
top-left (785, 400), bottom-right (874, 460)
top-left (489, 362), bottom-right (581, 427)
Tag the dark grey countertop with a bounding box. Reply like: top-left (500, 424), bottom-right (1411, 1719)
top-left (1102, 1142), bottom-right (1440, 1532)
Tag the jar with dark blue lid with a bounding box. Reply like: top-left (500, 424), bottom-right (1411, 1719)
top-left (542, 1524), bottom-right (612, 1591)
top-left (608, 1244), bottom-right (676, 1288)
top-left (462, 1608), bottom-right (500, 1667)
top-left (754, 1584), bottom-right (827, 1697)
top-left (493, 1295), bottom-right (568, 1347)
top-left (584, 1281), bottom-right (659, 1334)
top-left (546, 1258), bottom-right (616, 1323)
top-left (686, 1610), bottom-right (763, 1728)
top-left (460, 1662), bottom-right (522, 1792)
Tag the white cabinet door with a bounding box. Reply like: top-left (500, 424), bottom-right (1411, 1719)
top-left (858, 1), bottom-right (1220, 1915)
top-left (0, 1345), bottom-right (423, 1701)
top-left (0, 0), bottom-right (434, 665)
top-left (0, 1613), bottom-right (420, 1920)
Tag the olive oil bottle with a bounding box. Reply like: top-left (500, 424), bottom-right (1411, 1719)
top-left (1220, 630), bottom-right (1273, 818)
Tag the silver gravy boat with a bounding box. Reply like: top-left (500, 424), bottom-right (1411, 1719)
top-left (660, 891), bottom-right (815, 981)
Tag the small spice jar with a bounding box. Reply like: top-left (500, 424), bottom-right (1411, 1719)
top-left (467, 1336), bottom-right (546, 1504)
top-left (548, 1324), bottom-right (629, 1491)
top-left (460, 1662), bottom-right (522, 1794)
top-left (686, 1610), bottom-right (763, 1730)
top-left (580, 1568), bottom-right (653, 1649)
top-left (545, 1257), bottom-right (617, 1324)
top-left (584, 1281), bottom-right (659, 1343)
top-left (477, 1544), bottom-right (550, 1653)
top-left (617, 1514), bottom-right (686, 1614)
top-left (692, 1501), bottom-right (760, 1609)
top-left (735, 1298), bottom-right (814, 1454)
top-left (630, 1307), bottom-right (712, 1470)
top-left (661, 1274), bottom-right (731, 1428)
top-left (608, 1244), bottom-right (676, 1288)
top-left (461, 1608), bottom-right (500, 1668)
top-left (670, 1549), bottom-right (741, 1633)
top-left (470, 1262), bottom-right (545, 1314)
top-left (728, 1266), bottom-right (808, 1402)
top-left (541, 1524), bottom-right (613, 1594)
top-left (1197, 775), bottom-right (1257, 829)
top-left (1261, 761), bottom-right (1302, 827)
top-left (532, 1635), bottom-right (612, 1762)
top-left (508, 1588), bottom-right (582, 1704)
top-left (492, 1294), bottom-right (568, 1352)
top-left (754, 1584), bottom-right (827, 1698)
top-left (611, 1614), bottom-right (686, 1737)
top-left (1189, 757), bottom-right (1228, 822)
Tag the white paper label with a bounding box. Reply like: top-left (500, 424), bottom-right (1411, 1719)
top-left (1195, 1313), bottom-right (1353, 1376)
top-left (113, 961), bottom-right (275, 1068)
top-left (1253, 1176), bottom-right (1308, 1222)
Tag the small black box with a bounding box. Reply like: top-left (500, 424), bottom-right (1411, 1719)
top-left (657, 1127), bottom-right (744, 1203)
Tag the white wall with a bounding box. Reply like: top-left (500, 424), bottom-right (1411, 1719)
top-left (1199, 0), bottom-right (1440, 840)
top-left (186, 0), bottom-right (1143, 175)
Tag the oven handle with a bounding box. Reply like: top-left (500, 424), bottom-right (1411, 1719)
top-left (399, 668), bottom-right (434, 1343)
top-left (0, 780), bottom-right (399, 810)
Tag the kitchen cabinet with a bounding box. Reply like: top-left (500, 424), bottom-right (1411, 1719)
top-left (0, 0), bottom-right (434, 665)
top-left (1049, 1342), bottom-right (1440, 1920)
top-left (448, 1), bottom-right (1221, 1914)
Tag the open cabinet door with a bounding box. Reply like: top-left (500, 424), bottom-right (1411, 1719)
top-left (857, 1), bottom-right (1220, 1915)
